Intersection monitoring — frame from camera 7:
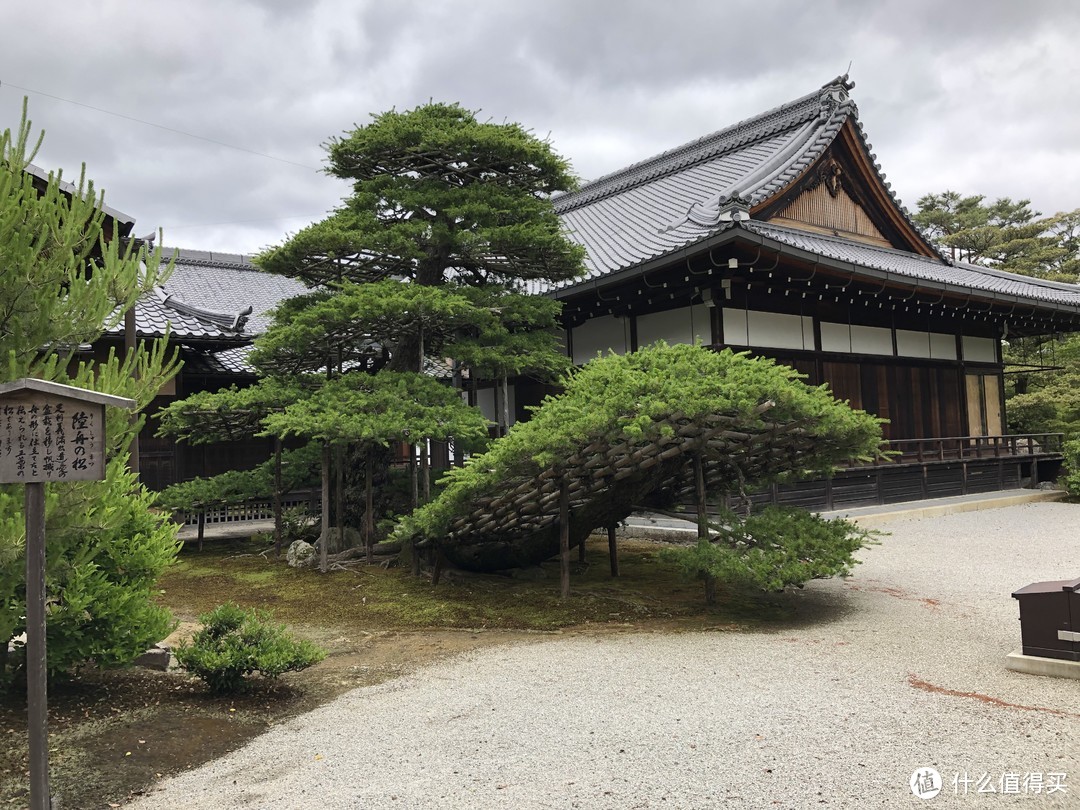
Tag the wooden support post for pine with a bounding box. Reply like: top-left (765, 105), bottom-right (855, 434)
top-left (432, 550), bottom-right (445, 586)
top-left (25, 482), bottom-right (49, 810)
top-left (694, 453), bottom-right (717, 605)
top-left (607, 524), bottom-right (619, 577)
top-left (694, 453), bottom-right (709, 538)
top-left (273, 438), bottom-right (283, 557)
top-left (320, 441), bottom-right (331, 574)
top-left (197, 510), bottom-right (205, 553)
top-left (364, 453), bottom-right (374, 564)
top-left (560, 478), bottom-right (570, 600)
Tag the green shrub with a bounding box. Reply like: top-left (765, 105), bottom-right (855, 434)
top-left (174, 603), bottom-right (325, 694)
top-left (660, 507), bottom-right (882, 601)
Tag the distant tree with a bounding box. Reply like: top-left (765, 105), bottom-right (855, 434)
top-left (0, 103), bottom-right (180, 682)
top-left (914, 191), bottom-right (1080, 280)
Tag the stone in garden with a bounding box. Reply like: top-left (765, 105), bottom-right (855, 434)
top-left (134, 643), bottom-right (171, 671)
top-left (287, 540), bottom-right (316, 568)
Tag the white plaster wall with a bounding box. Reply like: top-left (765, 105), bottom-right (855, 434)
top-left (475, 387), bottom-right (497, 423)
top-left (896, 329), bottom-right (931, 358)
top-left (820, 321), bottom-right (851, 353)
top-left (850, 324), bottom-right (893, 355)
top-left (473, 386), bottom-right (517, 427)
top-left (636, 304), bottom-right (710, 347)
top-left (724, 309), bottom-right (813, 350)
top-left (571, 316), bottom-right (629, 365)
top-left (962, 335), bottom-right (997, 363)
top-left (930, 333), bottom-right (957, 360)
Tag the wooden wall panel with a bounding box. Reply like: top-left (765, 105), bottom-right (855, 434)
top-left (770, 183), bottom-right (890, 246)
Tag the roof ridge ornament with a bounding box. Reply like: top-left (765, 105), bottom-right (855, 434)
top-left (155, 286), bottom-right (253, 333)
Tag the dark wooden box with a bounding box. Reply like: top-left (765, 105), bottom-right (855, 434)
top-left (1011, 577), bottom-right (1080, 661)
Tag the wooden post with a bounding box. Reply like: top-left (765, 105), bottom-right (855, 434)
top-left (272, 439), bottom-right (283, 557)
top-left (694, 453), bottom-right (717, 605)
top-left (432, 550), bottom-right (445, 586)
top-left (25, 482), bottom-right (49, 810)
top-left (607, 524), bottom-right (619, 577)
top-left (197, 510), bottom-right (205, 553)
top-left (560, 478), bottom-right (570, 600)
top-left (694, 453), bottom-right (709, 539)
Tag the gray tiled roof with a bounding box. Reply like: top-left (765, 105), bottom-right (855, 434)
top-left (745, 221), bottom-right (1080, 308)
top-left (547, 77), bottom-right (865, 289)
top-left (537, 77), bottom-right (1080, 316)
top-left (104, 248), bottom-right (308, 342)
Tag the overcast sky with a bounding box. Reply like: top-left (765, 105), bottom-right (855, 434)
top-left (2, 0), bottom-right (1078, 257)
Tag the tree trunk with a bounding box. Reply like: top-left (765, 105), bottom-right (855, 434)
top-left (607, 524), bottom-right (619, 577)
top-left (420, 440), bottom-right (430, 503)
top-left (559, 478), bottom-right (570, 600)
top-left (273, 438), bottom-right (283, 557)
top-left (409, 444), bottom-right (419, 509)
top-left (335, 444), bottom-right (345, 554)
top-left (501, 375), bottom-right (510, 437)
top-left (694, 453), bottom-right (717, 604)
top-left (365, 452), bottom-right (375, 564)
top-left (320, 442), bottom-right (331, 574)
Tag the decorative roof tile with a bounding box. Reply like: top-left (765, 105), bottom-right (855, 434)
top-left (103, 248), bottom-right (308, 342)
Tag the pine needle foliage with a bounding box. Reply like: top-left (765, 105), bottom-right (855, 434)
top-left (174, 603), bottom-right (325, 694)
top-left (660, 507), bottom-right (880, 595)
top-left (0, 103), bottom-right (181, 682)
top-left (399, 343), bottom-right (883, 549)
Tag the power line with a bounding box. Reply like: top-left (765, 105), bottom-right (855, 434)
top-left (0, 79), bottom-right (322, 171)
top-left (165, 214), bottom-right (327, 229)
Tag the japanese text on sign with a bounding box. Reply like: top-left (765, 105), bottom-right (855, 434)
top-left (0, 397), bottom-right (105, 483)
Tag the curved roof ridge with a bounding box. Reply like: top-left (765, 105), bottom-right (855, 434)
top-left (165, 247), bottom-right (257, 269)
top-left (555, 76), bottom-right (855, 214)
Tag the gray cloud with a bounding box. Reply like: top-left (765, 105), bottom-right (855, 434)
top-left (2, 0), bottom-right (1079, 255)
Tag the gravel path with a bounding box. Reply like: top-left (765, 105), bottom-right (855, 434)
top-left (129, 502), bottom-right (1080, 809)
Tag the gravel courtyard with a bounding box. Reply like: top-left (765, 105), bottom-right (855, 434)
top-left (130, 502), bottom-right (1080, 809)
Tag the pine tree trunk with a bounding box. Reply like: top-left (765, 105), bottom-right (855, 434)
top-left (273, 438), bottom-right (283, 557)
top-left (365, 452), bottom-right (374, 564)
top-left (320, 442), bottom-right (331, 573)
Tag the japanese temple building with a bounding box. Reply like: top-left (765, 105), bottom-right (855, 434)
top-left (506, 75), bottom-right (1080, 509)
top-left (84, 76), bottom-right (1080, 509)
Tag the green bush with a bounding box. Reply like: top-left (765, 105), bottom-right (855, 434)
top-left (660, 507), bottom-right (881, 601)
top-left (174, 603), bottom-right (325, 694)
top-left (1061, 439), bottom-right (1080, 495)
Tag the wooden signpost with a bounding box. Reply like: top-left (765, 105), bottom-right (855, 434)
top-left (0, 379), bottom-right (135, 810)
